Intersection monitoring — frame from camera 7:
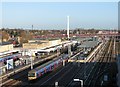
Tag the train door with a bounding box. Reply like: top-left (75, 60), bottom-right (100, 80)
top-left (51, 63), bottom-right (54, 71)
top-left (41, 69), bottom-right (44, 75)
top-left (54, 63), bottom-right (57, 69)
top-left (38, 72), bottom-right (41, 77)
top-left (46, 65), bottom-right (51, 72)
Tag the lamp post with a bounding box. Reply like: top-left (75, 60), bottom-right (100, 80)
top-left (29, 50), bottom-right (33, 70)
top-left (84, 57), bottom-right (87, 79)
top-left (113, 36), bottom-right (116, 58)
top-left (63, 60), bottom-right (65, 66)
top-left (55, 82), bottom-right (58, 87)
top-left (30, 56), bottom-right (33, 70)
top-left (83, 47), bottom-right (87, 79)
top-left (57, 48), bottom-right (60, 57)
top-left (73, 79), bottom-right (83, 87)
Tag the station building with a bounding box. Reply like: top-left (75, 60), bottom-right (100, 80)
top-left (23, 39), bottom-right (62, 49)
top-left (0, 42), bottom-right (13, 52)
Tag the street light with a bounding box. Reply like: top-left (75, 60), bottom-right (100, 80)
top-left (73, 79), bottom-right (83, 87)
top-left (30, 56), bottom-right (33, 70)
top-left (29, 50), bottom-right (33, 70)
top-left (63, 60), bottom-right (65, 66)
top-left (84, 57), bottom-right (87, 79)
top-left (55, 82), bottom-right (58, 87)
top-left (57, 48), bottom-right (60, 57)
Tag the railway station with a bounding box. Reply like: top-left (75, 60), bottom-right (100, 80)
top-left (68, 39), bottom-right (101, 63)
top-left (0, 36), bottom-right (119, 87)
top-left (0, 2), bottom-right (119, 87)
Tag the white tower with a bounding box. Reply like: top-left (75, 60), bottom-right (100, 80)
top-left (67, 16), bottom-right (70, 39)
top-left (67, 16), bottom-right (71, 58)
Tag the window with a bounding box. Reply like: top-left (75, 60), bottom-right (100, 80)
top-left (28, 73), bottom-right (35, 77)
top-left (41, 70), bottom-right (44, 75)
top-left (51, 64), bottom-right (54, 70)
top-left (46, 66), bottom-right (51, 72)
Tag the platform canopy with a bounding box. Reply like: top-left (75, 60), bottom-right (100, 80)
top-left (78, 41), bottom-right (98, 48)
top-left (35, 47), bottom-right (57, 53)
top-left (0, 50), bottom-right (19, 56)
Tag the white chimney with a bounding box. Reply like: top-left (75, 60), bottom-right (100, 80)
top-left (67, 16), bottom-right (70, 39)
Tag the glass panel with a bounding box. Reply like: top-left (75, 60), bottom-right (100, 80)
top-left (28, 73), bottom-right (35, 77)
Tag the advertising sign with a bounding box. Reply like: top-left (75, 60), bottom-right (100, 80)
top-left (7, 59), bottom-right (14, 70)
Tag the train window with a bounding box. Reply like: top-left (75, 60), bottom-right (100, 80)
top-left (36, 73), bottom-right (39, 77)
top-left (37, 71), bottom-right (41, 76)
top-left (51, 64), bottom-right (54, 70)
top-left (12, 51), bottom-right (19, 54)
top-left (35, 53), bottom-right (38, 56)
top-left (41, 70), bottom-right (44, 74)
top-left (44, 68), bottom-right (47, 73)
top-left (46, 68), bottom-right (48, 72)
top-left (46, 66), bottom-right (50, 72)
top-left (28, 73), bottom-right (35, 77)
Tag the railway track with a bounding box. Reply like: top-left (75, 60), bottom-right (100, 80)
top-left (29, 49), bottom-right (85, 86)
top-left (38, 40), bottom-right (108, 87)
top-left (84, 38), bottom-right (115, 87)
top-left (27, 38), bottom-right (117, 87)
top-left (1, 54), bottom-right (60, 87)
top-left (2, 79), bottom-right (22, 87)
top-left (92, 40), bottom-right (113, 86)
top-left (61, 42), bottom-right (107, 87)
top-left (53, 64), bottom-right (84, 87)
top-left (56, 45), bottom-right (105, 87)
top-left (2, 39), bottom-right (117, 87)
top-left (65, 41), bottom-right (107, 86)
top-left (42, 63), bottom-right (83, 86)
top-left (66, 61), bottom-right (94, 87)
top-left (93, 38), bottom-right (117, 87)
top-left (84, 43), bottom-right (109, 86)
top-left (2, 49), bottom-right (83, 87)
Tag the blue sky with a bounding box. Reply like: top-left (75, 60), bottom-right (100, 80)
top-left (1, 2), bottom-right (118, 29)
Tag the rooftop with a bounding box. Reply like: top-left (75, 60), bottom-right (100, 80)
top-left (78, 41), bottom-right (99, 48)
top-left (0, 42), bottom-right (12, 46)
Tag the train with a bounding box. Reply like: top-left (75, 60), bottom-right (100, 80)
top-left (28, 54), bottom-right (68, 81)
top-left (0, 52), bottom-right (21, 63)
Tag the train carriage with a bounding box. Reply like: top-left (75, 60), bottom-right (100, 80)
top-left (28, 54), bottom-right (68, 81)
top-left (28, 70), bottom-right (37, 80)
top-left (28, 59), bottom-right (62, 80)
